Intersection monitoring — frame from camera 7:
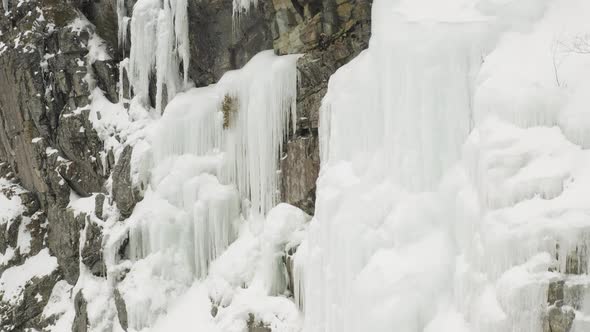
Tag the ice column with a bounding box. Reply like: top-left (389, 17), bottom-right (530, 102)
top-left (303, 1), bottom-right (489, 331)
top-left (128, 51), bottom-right (300, 282)
top-left (127, 0), bottom-right (190, 111)
top-left (219, 51), bottom-right (299, 214)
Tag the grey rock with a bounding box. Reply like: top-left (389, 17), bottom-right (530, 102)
top-left (280, 136), bottom-right (319, 215)
top-left (187, 0), bottom-right (275, 87)
top-left (548, 280), bottom-right (565, 305)
top-left (93, 60), bottom-right (120, 103)
top-left (19, 191), bottom-right (40, 217)
top-left (278, 0), bottom-right (373, 214)
top-left (72, 290), bottom-right (89, 332)
top-left (0, 43), bottom-right (50, 194)
top-left (81, 221), bottom-right (106, 277)
top-left (0, 268), bottom-right (61, 332)
top-left (95, 193), bottom-right (106, 220)
top-left (544, 305), bottom-right (575, 332)
top-left (114, 288), bottom-right (129, 331)
top-left (47, 206), bottom-right (86, 284)
top-left (112, 145), bottom-right (136, 218)
top-left (247, 313), bottom-right (272, 332)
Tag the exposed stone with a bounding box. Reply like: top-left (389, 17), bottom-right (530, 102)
top-left (278, 0), bottom-right (373, 213)
top-left (247, 313), bottom-right (272, 332)
top-left (47, 206), bottom-right (86, 284)
top-left (548, 280), bottom-right (565, 305)
top-left (72, 290), bottom-right (89, 332)
top-left (544, 304), bottom-right (575, 332)
top-left (114, 288), bottom-right (129, 331)
top-left (93, 59), bottom-right (120, 103)
top-left (187, 0), bottom-right (275, 86)
top-left (95, 193), bottom-right (106, 220)
top-left (112, 145), bottom-right (136, 218)
top-left (81, 221), bottom-right (106, 277)
top-left (280, 135), bottom-right (319, 215)
top-left (0, 269), bottom-right (61, 332)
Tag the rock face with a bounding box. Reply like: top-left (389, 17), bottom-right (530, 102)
top-left (0, 170), bottom-right (62, 332)
top-left (544, 246), bottom-right (590, 332)
top-left (81, 220), bottom-right (106, 277)
top-left (112, 145), bottom-right (136, 218)
top-left (276, 0), bottom-right (372, 214)
top-left (187, 0), bottom-right (275, 86)
top-left (72, 291), bottom-right (89, 332)
top-left (0, 0), bottom-right (117, 328)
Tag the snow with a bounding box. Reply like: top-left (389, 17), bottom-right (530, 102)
top-left (0, 249), bottom-right (58, 304)
top-left (0, 179), bottom-right (25, 226)
top-left (42, 281), bottom-right (75, 332)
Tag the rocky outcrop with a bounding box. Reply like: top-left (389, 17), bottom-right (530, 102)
top-left (544, 245), bottom-right (590, 332)
top-left (81, 220), bottom-right (106, 277)
top-left (0, 269), bottom-right (62, 332)
top-left (187, 0), bottom-right (275, 86)
top-left (0, 172), bottom-right (61, 332)
top-left (247, 313), bottom-right (272, 332)
top-left (112, 145), bottom-right (136, 218)
top-left (47, 207), bottom-right (86, 284)
top-left (114, 288), bottom-right (129, 331)
top-left (275, 0), bottom-right (372, 214)
top-left (72, 290), bottom-right (89, 332)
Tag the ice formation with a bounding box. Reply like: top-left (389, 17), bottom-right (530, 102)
top-left (127, 0), bottom-right (190, 111)
top-left (10, 0), bottom-right (590, 330)
top-left (116, 0), bottom-right (128, 48)
top-left (232, 0), bottom-right (258, 16)
top-left (299, 0), bottom-right (590, 331)
top-left (105, 50), bottom-right (301, 330)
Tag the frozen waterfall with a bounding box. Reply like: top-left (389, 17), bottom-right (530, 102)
top-left (124, 0), bottom-right (190, 112)
top-left (110, 51), bottom-right (301, 330)
top-left (299, 0), bottom-right (590, 331)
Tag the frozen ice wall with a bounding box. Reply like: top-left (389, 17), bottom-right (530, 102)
top-left (112, 51), bottom-right (301, 330)
top-left (301, 0), bottom-right (590, 331)
top-left (125, 0), bottom-right (190, 111)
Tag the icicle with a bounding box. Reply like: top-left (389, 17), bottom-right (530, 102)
top-left (219, 51), bottom-right (300, 214)
top-left (172, 0), bottom-right (190, 87)
top-left (232, 0), bottom-right (258, 17)
top-left (116, 0), bottom-right (128, 49)
top-left (118, 58), bottom-right (129, 103)
top-left (127, 0), bottom-right (189, 110)
top-left (128, 0), bottom-right (159, 105)
top-left (127, 50), bottom-right (298, 282)
top-left (192, 178), bottom-right (241, 279)
top-left (293, 240), bottom-right (307, 311)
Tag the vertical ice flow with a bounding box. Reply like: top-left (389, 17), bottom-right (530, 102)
top-left (127, 0), bottom-right (190, 111)
top-left (301, 0), bottom-right (590, 331)
top-left (127, 50), bottom-right (299, 283)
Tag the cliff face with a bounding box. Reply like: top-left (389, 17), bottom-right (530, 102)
top-left (2, 1), bottom-right (589, 332)
top-left (0, 0), bottom-right (371, 330)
